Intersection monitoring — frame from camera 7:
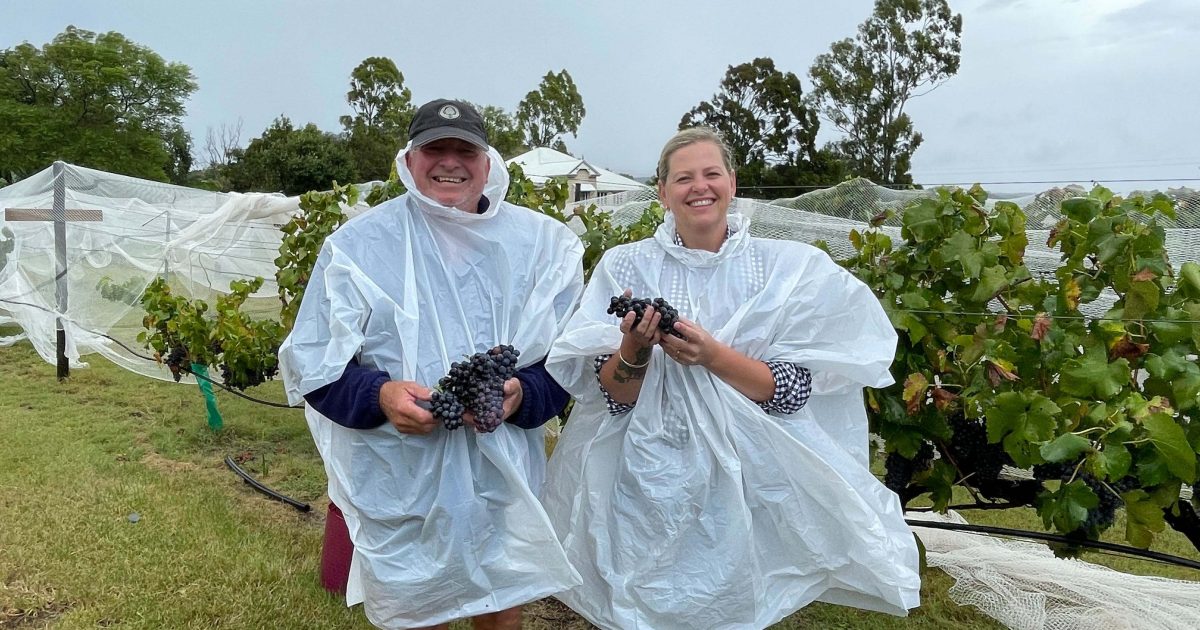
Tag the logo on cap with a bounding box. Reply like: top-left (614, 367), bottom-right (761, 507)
top-left (438, 104), bottom-right (461, 120)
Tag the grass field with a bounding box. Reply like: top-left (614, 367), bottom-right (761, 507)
top-left (1, 336), bottom-right (1196, 629)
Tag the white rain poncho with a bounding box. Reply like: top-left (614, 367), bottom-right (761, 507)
top-left (542, 212), bottom-right (921, 630)
top-left (279, 142), bottom-right (584, 628)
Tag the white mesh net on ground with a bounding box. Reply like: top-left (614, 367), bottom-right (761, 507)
top-left (0, 162), bottom-right (368, 381)
top-left (908, 511), bottom-right (1200, 630)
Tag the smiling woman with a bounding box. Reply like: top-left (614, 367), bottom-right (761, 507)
top-left (542, 126), bottom-right (921, 629)
top-left (657, 135), bottom-right (737, 252)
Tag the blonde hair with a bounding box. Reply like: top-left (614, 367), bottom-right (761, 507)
top-left (656, 127), bottom-right (735, 181)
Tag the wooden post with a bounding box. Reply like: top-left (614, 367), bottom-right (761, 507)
top-left (3, 161), bottom-right (103, 380)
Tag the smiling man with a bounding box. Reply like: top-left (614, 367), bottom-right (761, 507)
top-left (404, 101), bottom-right (493, 211)
top-left (279, 99), bottom-right (584, 630)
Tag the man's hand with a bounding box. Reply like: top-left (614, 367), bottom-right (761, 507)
top-left (461, 378), bottom-right (524, 430)
top-left (379, 380), bottom-right (436, 434)
top-left (501, 377), bottom-right (523, 420)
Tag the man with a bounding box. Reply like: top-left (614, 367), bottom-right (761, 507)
top-left (280, 99), bottom-right (584, 630)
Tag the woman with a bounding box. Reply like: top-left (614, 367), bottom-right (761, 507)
top-left (542, 128), bottom-right (920, 629)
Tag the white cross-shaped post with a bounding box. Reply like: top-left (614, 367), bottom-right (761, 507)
top-left (3, 162), bottom-right (103, 380)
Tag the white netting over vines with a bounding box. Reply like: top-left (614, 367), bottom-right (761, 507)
top-left (595, 177), bottom-right (1200, 318)
top-left (0, 162), bottom-right (368, 381)
top-left (908, 511), bottom-right (1200, 630)
top-left (3, 166), bottom-right (1199, 382)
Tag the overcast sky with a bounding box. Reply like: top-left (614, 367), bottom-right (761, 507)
top-left (5, 0), bottom-right (1199, 194)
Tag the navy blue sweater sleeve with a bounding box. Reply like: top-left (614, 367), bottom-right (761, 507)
top-left (508, 358), bottom-right (571, 430)
top-left (303, 358), bottom-right (391, 430)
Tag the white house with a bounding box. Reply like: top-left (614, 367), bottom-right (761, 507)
top-left (506, 147), bottom-right (649, 203)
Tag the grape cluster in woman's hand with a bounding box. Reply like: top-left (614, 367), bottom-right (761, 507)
top-left (607, 295), bottom-right (684, 338)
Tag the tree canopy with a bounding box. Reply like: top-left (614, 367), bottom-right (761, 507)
top-left (515, 70), bottom-right (585, 150)
top-left (227, 117), bottom-right (356, 195)
top-left (340, 57), bottom-right (414, 181)
top-left (0, 26), bottom-right (197, 183)
top-left (808, 0), bottom-right (962, 185)
top-left (681, 58), bottom-right (844, 198)
top-left (470, 103), bottom-right (527, 159)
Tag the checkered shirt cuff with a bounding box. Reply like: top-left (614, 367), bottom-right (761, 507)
top-left (594, 354), bottom-right (636, 415)
top-left (759, 362), bottom-right (812, 414)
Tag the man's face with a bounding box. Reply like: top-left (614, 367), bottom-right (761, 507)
top-left (405, 138), bottom-right (490, 211)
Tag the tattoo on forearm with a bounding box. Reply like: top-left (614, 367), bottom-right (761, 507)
top-left (613, 347), bottom-right (651, 383)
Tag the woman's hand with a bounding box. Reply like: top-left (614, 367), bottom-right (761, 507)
top-left (618, 288), bottom-right (663, 351)
top-left (659, 318), bottom-right (720, 367)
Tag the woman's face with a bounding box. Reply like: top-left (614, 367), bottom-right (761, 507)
top-left (658, 141), bottom-right (736, 233)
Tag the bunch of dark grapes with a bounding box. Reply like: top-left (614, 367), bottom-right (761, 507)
top-left (432, 345), bottom-right (520, 433)
top-left (429, 391), bottom-right (465, 430)
top-left (1035, 459), bottom-right (1139, 538)
top-left (164, 344), bottom-right (189, 382)
top-left (1076, 472), bottom-right (1137, 534)
top-left (883, 441), bottom-right (935, 497)
top-left (218, 363), bottom-right (275, 390)
top-left (607, 295), bottom-right (684, 338)
top-left (947, 412), bottom-right (1010, 483)
top-left (1032, 460), bottom-right (1075, 481)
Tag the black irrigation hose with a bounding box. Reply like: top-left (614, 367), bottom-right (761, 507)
top-left (906, 518), bottom-right (1200, 572)
top-left (173, 360), bottom-right (295, 408)
top-left (224, 456), bottom-right (310, 512)
top-left (97, 330), bottom-right (296, 408)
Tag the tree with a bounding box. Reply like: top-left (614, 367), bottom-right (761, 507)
top-left (227, 117), bottom-right (356, 195)
top-left (201, 120), bottom-right (244, 171)
top-left (516, 70), bottom-right (585, 149)
top-left (808, 0), bottom-right (962, 185)
top-left (188, 119), bottom-right (244, 190)
top-left (471, 103), bottom-right (527, 159)
top-left (339, 57), bottom-right (415, 181)
top-left (681, 58), bottom-right (842, 199)
top-left (0, 26), bottom-right (197, 182)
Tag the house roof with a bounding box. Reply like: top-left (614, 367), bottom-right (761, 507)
top-left (506, 147), bottom-right (648, 192)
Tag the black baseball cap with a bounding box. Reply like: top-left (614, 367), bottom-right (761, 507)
top-left (408, 99), bottom-right (489, 149)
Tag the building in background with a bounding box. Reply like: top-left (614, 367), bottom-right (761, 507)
top-left (506, 147), bottom-right (648, 203)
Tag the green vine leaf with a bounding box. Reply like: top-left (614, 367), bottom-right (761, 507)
top-left (901, 198), bottom-right (942, 242)
top-left (938, 230), bottom-right (983, 279)
top-left (1123, 489), bottom-right (1166, 548)
top-left (1143, 412), bottom-right (1197, 483)
top-left (1040, 433), bottom-right (1092, 463)
top-left (970, 265), bottom-right (1008, 302)
top-left (1036, 478), bottom-right (1098, 533)
top-left (1123, 280), bottom-right (1161, 321)
top-left (985, 391), bottom-right (1060, 467)
top-left (1178, 261), bottom-right (1200, 300)
top-left (1061, 344), bottom-right (1129, 399)
top-left (1090, 442), bottom-right (1132, 480)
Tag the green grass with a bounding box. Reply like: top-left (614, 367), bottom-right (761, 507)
top-left (1, 337), bottom-right (1195, 629)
